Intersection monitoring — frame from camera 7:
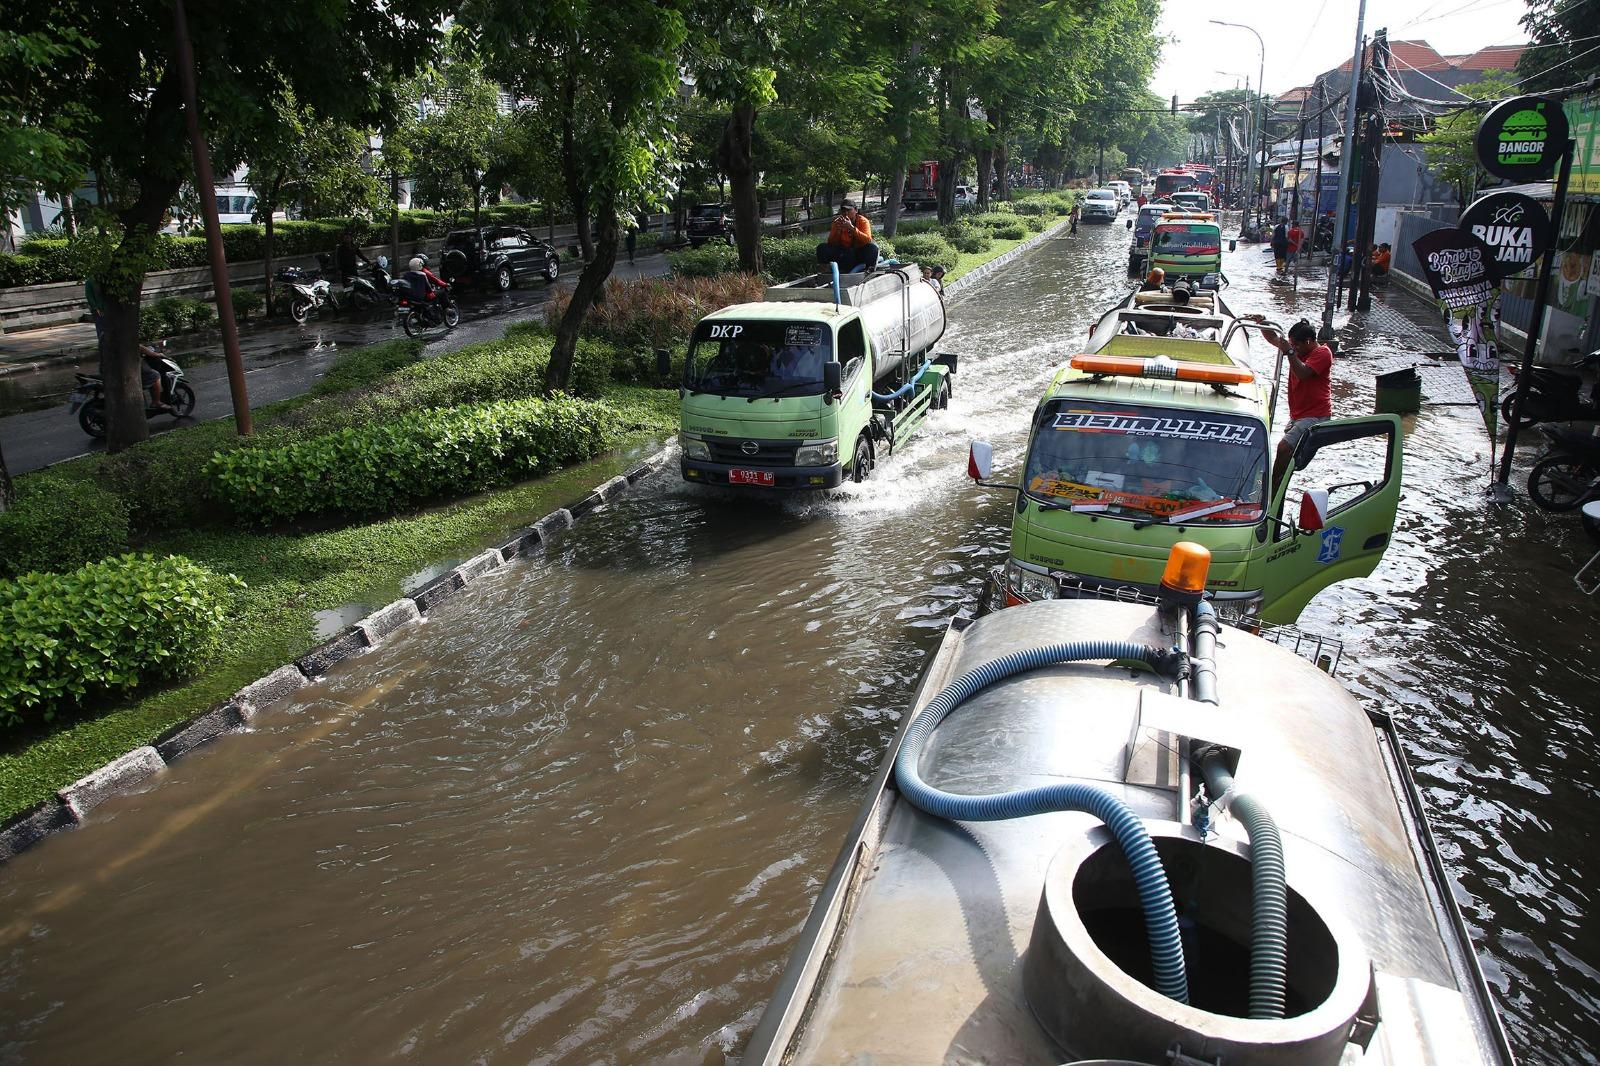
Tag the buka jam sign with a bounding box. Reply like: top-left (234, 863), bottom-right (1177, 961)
top-left (1459, 191), bottom-right (1552, 281)
top-left (1475, 96), bottom-right (1568, 182)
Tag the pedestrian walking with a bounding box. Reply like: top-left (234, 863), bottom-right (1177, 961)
top-left (1286, 218), bottom-right (1305, 268)
top-left (85, 274), bottom-right (106, 355)
top-left (1069, 202), bottom-right (1080, 234)
top-left (1270, 218), bottom-right (1289, 276)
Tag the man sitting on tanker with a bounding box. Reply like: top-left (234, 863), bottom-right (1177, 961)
top-left (817, 200), bottom-right (879, 274)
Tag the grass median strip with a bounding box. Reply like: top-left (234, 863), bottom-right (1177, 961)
top-left (0, 323), bottom-right (677, 821)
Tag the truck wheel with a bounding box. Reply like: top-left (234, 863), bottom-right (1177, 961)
top-left (850, 435), bottom-right (873, 483)
top-left (935, 378), bottom-right (951, 410)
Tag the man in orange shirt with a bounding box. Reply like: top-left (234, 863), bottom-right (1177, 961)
top-left (1370, 243), bottom-right (1391, 276)
top-left (816, 200), bottom-right (879, 273)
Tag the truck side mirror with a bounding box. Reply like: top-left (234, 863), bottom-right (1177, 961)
top-left (1298, 489), bottom-right (1329, 533)
top-left (1126, 219), bottom-right (1134, 229)
top-left (968, 440), bottom-right (994, 481)
top-left (655, 347), bottom-right (671, 379)
top-left (823, 361), bottom-right (842, 395)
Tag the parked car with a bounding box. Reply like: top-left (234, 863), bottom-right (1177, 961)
top-left (1128, 202), bottom-right (1171, 273)
top-left (1080, 189), bottom-right (1120, 223)
top-left (954, 184), bottom-right (977, 208)
top-left (687, 203), bottom-right (734, 247)
top-left (441, 227), bottom-right (559, 291)
top-left (1106, 180), bottom-right (1132, 206)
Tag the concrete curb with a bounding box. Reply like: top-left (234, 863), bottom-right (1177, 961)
top-left (0, 439), bottom-right (678, 868)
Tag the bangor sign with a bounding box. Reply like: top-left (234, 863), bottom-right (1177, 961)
top-left (1475, 95), bottom-right (1568, 182)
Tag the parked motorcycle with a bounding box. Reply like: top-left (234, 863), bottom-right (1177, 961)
top-left (1527, 420), bottom-right (1600, 518)
top-left (277, 254), bottom-right (402, 323)
top-left (1501, 348), bottom-right (1600, 428)
top-left (69, 345), bottom-right (195, 438)
top-left (275, 264), bottom-right (329, 324)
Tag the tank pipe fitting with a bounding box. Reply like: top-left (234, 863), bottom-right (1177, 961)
top-left (870, 355), bottom-right (932, 403)
top-left (830, 261), bottom-right (841, 308)
top-left (894, 640), bottom-right (1191, 1004)
top-left (1196, 749), bottom-right (1288, 1019)
top-left (1190, 599), bottom-right (1221, 706)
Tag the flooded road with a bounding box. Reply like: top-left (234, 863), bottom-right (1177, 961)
top-left (2, 221), bottom-right (1596, 1064)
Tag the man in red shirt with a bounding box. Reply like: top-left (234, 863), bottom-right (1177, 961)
top-left (1254, 317), bottom-right (1334, 486)
top-left (1286, 218), bottom-right (1305, 267)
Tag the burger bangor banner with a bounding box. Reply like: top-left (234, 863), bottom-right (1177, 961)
top-left (1459, 191), bottom-right (1553, 281)
top-left (1412, 227), bottom-right (1497, 310)
top-left (1476, 96), bottom-right (1569, 182)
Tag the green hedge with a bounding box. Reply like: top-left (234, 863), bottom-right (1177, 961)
top-left (0, 208), bottom-right (486, 289)
top-left (208, 394), bottom-right (621, 525)
top-left (885, 233), bottom-right (958, 274)
top-left (948, 228), bottom-right (994, 254)
top-left (138, 296), bottom-right (218, 340)
top-left (0, 553), bottom-right (240, 725)
top-left (0, 477), bottom-right (131, 578)
top-left (667, 243), bottom-right (741, 278)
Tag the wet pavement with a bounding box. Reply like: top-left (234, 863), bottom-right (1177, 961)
top-left (0, 254), bottom-right (667, 474)
top-left (0, 218), bottom-right (1596, 1064)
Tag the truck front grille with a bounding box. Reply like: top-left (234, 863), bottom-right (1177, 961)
top-left (706, 437), bottom-right (801, 466)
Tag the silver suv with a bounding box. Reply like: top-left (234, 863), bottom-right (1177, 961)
top-left (1081, 190), bottom-right (1120, 223)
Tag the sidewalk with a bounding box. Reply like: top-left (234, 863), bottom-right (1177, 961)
top-left (0, 250), bottom-right (675, 377)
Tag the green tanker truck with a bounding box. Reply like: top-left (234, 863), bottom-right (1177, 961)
top-left (678, 265), bottom-right (954, 490)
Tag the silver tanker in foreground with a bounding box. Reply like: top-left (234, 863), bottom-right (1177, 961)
top-left (746, 544), bottom-right (1514, 1065)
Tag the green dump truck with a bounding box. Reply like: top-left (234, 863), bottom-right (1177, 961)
top-left (970, 291), bottom-right (1403, 623)
top-left (678, 265), bottom-right (954, 490)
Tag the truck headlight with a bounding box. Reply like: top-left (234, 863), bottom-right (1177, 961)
top-left (1004, 559), bottom-right (1059, 601)
top-left (795, 440), bottom-right (838, 467)
top-left (682, 435), bottom-right (711, 461)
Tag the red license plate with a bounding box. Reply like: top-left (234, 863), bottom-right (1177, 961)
top-left (729, 468), bottom-right (775, 486)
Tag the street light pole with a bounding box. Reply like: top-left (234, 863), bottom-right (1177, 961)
top-left (1212, 20), bottom-right (1265, 235)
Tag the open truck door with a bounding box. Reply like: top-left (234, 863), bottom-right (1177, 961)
top-left (1258, 414), bottom-right (1403, 624)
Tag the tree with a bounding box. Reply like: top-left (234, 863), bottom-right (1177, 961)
top-left (465, 0), bottom-right (686, 392)
top-left (2, 3), bottom-right (447, 452)
top-left (1418, 73), bottom-right (1517, 209)
top-left (1517, 0), bottom-right (1600, 92)
top-left (390, 39), bottom-right (510, 225)
top-left (246, 106), bottom-right (385, 311)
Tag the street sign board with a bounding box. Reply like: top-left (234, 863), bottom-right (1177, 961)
top-left (1458, 191), bottom-right (1553, 281)
top-left (1412, 227), bottom-right (1497, 310)
top-left (1476, 95), bottom-right (1569, 181)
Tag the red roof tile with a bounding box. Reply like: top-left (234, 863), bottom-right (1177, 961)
top-left (1448, 44), bottom-right (1526, 71)
top-left (1338, 39), bottom-right (1450, 72)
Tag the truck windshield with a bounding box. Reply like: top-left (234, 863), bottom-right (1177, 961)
top-left (1023, 400), bottom-right (1266, 524)
top-left (1155, 174), bottom-right (1196, 196)
top-left (684, 320), bottom-right (833, 398)
top-left (1154, 226), bottom-right (1221, 253)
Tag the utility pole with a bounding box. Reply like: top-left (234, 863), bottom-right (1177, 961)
top-left (1320, 0), bottom-right (1367, 343)
top-left (1349, 30), bottom-right (1391, 313)
top-left (1292, 97), bottom-right (1308, 293)
top-left (1313, 82), bottom-right (1326, 260)
top-left (172, 0), bottom-right (252, 435)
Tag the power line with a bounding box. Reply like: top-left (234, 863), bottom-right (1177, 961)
top-left (1514, 39), bottom-right (1600, 87)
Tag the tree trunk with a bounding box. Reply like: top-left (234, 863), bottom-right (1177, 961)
top-left (976, 148), bottom-right (993, 212)
top-left (717, 102), bottom-right (763, 275)
top-left (262, 208), bottom-right (276, 316)
top-left (101, 169), bottom-right (182, 452)
top-left (884, 167), bottom-right (907, 237)
top-left (547, 193), bottom-right (619, 393)
top-left (996, 138), bottom-right (1011, 200)
top-left (560, 66), bottom-right (594, 261)
top-left (390, 173), bottom-right (401, 271)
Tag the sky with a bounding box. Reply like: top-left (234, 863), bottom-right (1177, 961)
top-left (1153, 0), bottom-right (1532, 103)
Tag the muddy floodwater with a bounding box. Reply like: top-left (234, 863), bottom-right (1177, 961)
top-left (2, 222), bottom-right (1596, 1064)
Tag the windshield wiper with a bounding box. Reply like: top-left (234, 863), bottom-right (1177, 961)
top-left (747, 380), bottom-right (822, 402)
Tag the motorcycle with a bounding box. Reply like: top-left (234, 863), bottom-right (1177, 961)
top-left (399, 278), bottom-right (460, 337)
top-left (1527, 420), bottom-right (1600, 542)
top-left (1501, 348), bottom-right (1600, 429)
top-left (69, 344), bottom-right (195, 438)
top-left (277, 254), bottom-right (401, 323)
top-left (274, 263), bottom-right (331, 324)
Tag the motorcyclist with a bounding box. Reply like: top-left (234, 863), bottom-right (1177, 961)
top-left (138, 343), bottom-right (173, 413)
top-left (403, 255), bottom-right (447, 302)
